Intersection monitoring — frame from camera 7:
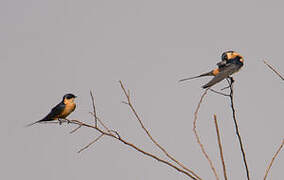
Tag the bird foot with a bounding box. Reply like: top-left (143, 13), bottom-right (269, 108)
top-left (229, 77), bottom-right (235, 84)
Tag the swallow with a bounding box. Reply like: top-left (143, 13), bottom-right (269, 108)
top-left (27, 93), bottom-right (77, 126)
top-left (179, 51), bottom-right (244, 88)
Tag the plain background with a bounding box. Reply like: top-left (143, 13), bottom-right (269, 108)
top-left (1, 0), bottom-right (283, 179)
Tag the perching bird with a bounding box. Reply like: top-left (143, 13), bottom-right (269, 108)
top-left (179, 51), bottom-right (244, 88)
top-left (27, 93), bottom-right (77, 126)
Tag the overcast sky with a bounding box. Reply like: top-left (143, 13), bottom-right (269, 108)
top-left (1, 0), bottom-right (283, 179)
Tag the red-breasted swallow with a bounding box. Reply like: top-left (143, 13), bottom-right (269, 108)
top-left (179, 51), bottom-right (244, 88)
top-left (27, 93), bottom-right (77, 126)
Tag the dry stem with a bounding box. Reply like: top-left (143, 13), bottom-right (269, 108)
top-left (263, 139), bottom-right (284, 180)
top-left (65, 118), bottom-right (198, 179)
top-left (78, 134), bottom-right (104, 153)
top-left (69, 124), bottom-right (82, 134)
top-left (119, 80), bottom-right (201, 180)
top-left (263, 60), bottom-right (284, 80)
top-left (90, 91), bottom-right (98, 127)
top-left (213, 114), bottom-right (228, 180)
top-left (227, 79), bottom-right (250, 180)
top-left (209, 78), bottom-right (250, 179)
top-left (63, 81), bottom-right (203, 180)
top-left (193, 89), bottom-right (220, 180)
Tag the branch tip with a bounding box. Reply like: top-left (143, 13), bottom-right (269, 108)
top-left (213, 114), bottom-right (228, 180)
top-left (263, 139), bottom-right (284, 179)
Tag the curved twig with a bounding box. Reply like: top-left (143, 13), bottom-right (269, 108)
top-left (67, 119), bottom-right (198, 179)
top-left (119, 81), bottom-right (202, 180)
top-left (264, 60), bottom-right (284, 80)
top-left (263, 139), bottom-right (284, 180)
top-left (193, 89), bottom-right (220, 180)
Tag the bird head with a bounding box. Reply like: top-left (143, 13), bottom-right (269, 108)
top-left (222, 50), bottom-right (244, 64)
top-left (63, 93), bottom-right (77, 103)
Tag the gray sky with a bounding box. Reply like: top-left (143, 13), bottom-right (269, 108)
top-left (1, 0), bottom-right (283, 179)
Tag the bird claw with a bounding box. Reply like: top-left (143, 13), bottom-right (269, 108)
top-left (58, 119), bottom-right (63, 125)
top-left (229, 77), bottom-right (235, 84)
top-left (58, 119), bottom-right (71, 124)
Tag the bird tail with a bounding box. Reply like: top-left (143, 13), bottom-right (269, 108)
top-left (202, 83), bottom-right (211, 89)
top-left (179, 71), bottom-right (214, 82)
top-left (25, 119), bottom-right (46, 127)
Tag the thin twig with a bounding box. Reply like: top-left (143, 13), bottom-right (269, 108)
top-left (213, 114), bottom-right (228, 180)
top-left (209, 88), bottom-right (230, 97)
top-left (264, 60), bottom-right (284, 80)
top-left (228, 80), bottom-right (250, 180)
top-left (110, 130), bottom-right (121, 139)
top-left (90, 91), bottom-right (98, 127)
top-left (70, 125), bottom-right (82, 134)
top-left (263, 139), bottom-right (284, 180)
top-left (193, 89), bottom-right (219, 180)
top-left (78, 134), bottom-right (104, 153)
top-left (67, 90), bottom-right (200, 179)
top-left (119, 80), bottom-right (202, 180)
top-left (89, 112), bottom-right (111, 133)
top-left (68, 119), bottom-right (198, 180)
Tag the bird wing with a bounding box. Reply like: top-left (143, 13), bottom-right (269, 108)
top-left (202, 64), bottom-right (238, 88)
top-left (42, 102), bottom-right (65, 121)
top-left (26, 102), bottom-right (65, 127)
top-left (216, 60), bottom-right (227, 68)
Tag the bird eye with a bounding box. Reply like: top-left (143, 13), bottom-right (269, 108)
top-left (221, 53), bottom-right (228, 61)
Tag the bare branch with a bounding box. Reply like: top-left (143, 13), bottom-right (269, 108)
top-left (89, 112), bottom-right (111, 133)
top-left (213, 114), bottom-right (228, 180)
top-left (264, 139), bottom-right (284, 180)
top-left (64, 87), bottom-right (201, 179)
top-left (70, 125), bottom-right (82, 134)
top-left (78, 134), bottom-right (104, 153)
top-left (110, 130), bottom-right (121, 139)
top-left (67, 119), bottom-right (198, 180)
top-left (264, 60), bottom-right (284, 80)
top-left (228, 80), bottom-right (250, 180)
top-left (209, 88), bottom-right (230, 97)
top-left (193, 89), bottom-right (220, 180)
top-left (119, 80), bottom-right (202, 180)
top-left (90, 91), bottom-right (98, 127)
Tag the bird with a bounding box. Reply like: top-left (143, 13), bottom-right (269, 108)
top-left (179, 51), bottom-right (244, 88)
top-left (27, 93), bottom-right (77, 126)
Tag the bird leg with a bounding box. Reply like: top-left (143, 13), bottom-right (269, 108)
top-left (229, 76), bottom-right (235, 84)
top-left (58, 118), bottom-right (71, 124)
top-left (58, 118), bottom-right (63, 125)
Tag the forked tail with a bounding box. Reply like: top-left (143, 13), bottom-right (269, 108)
top-left (26, 119), bottom-right (45, 127)
top-left (179, 71), bottom-right (213, 82)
